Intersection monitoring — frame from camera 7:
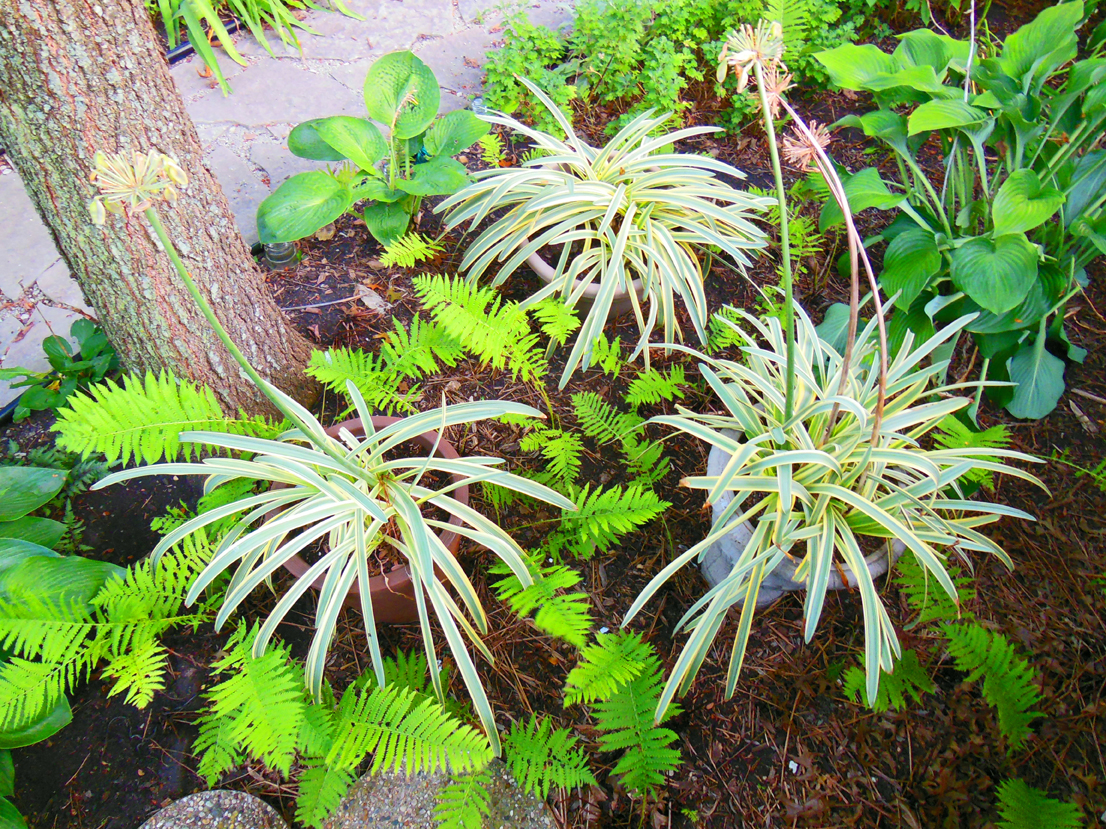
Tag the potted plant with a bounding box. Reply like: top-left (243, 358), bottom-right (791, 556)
top-left (623, 21), bottom-right (1047, 719)
top-left (438, 77), bottom-right (772, 387)
top-left (84, 149), bottom-right (574, 755)
top-left (255, 50), bottom-right (490, 247)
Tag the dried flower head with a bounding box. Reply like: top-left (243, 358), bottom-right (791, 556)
top-left (782, 121), bottom-right (833, 171)
top-left (89, 150), bottom-right (188, 224)
top-left (716, 20), bottom-right (786, 92)
top-left (760, 63), bottom-right (794, 119)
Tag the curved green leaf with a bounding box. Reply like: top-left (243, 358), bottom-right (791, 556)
top-left (0, 751), bottom-right (11, 797)
top-left (362, 200), bottom-right (412, 246)
top-left (288, 119), bottom-right (350, 161)
top-left (0, 696), bottom-right (71, 750)
top-left (256, 171), bottom-right (353, 244)
top-left (992, 170), bottom-right (1064, 236)
top-left (0, 467), bottom-right (66, 522)
top-left (997, 0), bottom-right (1081, 87)
top-left (424, 110), bottom-right (490, 158)
top-left (815, 43), bottom-right (896, 89)
top-left (880, 228), bottom-right (941, 309)
top-left (394, 157), bottom-right (471, 197)
top-left (820, 167), bottom-right (903, 231)
top-left (0, 555), bottom-right (124, 610)
top-left (363, 51), bottom-right (439, 139)
top-left (314, 116), bottom-right (388, 172)
top-left (0, 797), bottom-right (24, 829)
top-left (0, 517), bottom-right (65, 551)
top-left (1006, 334), bottom-right (1065, 420)
top-left (950, 234), bottom-right (1038, 314)
top-left (907, 100), bottom-right (989, 135)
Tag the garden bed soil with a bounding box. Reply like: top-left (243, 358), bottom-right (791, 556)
top-left (7, 25), bottom-right (1106, 828)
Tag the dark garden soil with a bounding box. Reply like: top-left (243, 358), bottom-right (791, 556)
top-left (6, 6), bottom-right (1106, 826)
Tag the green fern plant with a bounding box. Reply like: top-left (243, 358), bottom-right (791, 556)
top-left (414, 273), bottom-right (548, 385)
top-left (895, 551), bottom-right (976, 629)
top-left (306, 347), bottom-right (418, 415)
top-left (573, 392), bottom-right (644, 447)
top-left (593, 650), bottom-right (681, 797)
top-left (933, 417), bottom-right (1012, 491)
top-left (589, 334), bottom-right (623, 377)
top-left (547, 484), bottom-right (670, 560)
top-left (434, 769), bottom-right (493, 829)
top-left (995, 779), bottom-right (1082, 829)
top-left (519, 426), bottom-right (584, 493)
top-left (493, 556), bottom-right (594, 649)
top-left (564, 631), bottom-right (652, 706)
top-left (530, 297), bottom-right (582, 347)
top-left (943, 622), bottom-right (1043, 750)
top-left (380, 233), bottom-right (444, 268)
top-left (707, 307), bottom-right (747, 353)
top-left (842, 650), bottom-right (934, 713)
top-left (502, 715), bottom-right (596, 798)
top-left (625, 366), bottom-right (686, 409)
top-left (52, 370), bottom-right (284, 465)
top-left (477, 133), bottom-right (506, 167)
top-left (379, 315), bottom-right (464, 380)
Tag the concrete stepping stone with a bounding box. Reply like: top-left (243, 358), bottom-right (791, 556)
top-left (324, 759), bottom-right (556, 829)
top-left (139, 790), bottom-right (287, 829)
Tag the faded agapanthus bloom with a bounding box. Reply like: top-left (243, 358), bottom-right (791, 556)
top-left (88, 150), bottom-right (188, 225)
top-left (760, 63), bottom-right (794, 119)
top-left (716, 20), bottom-right (786, 92)
top-left (782, 121), bottom-right (833, 171)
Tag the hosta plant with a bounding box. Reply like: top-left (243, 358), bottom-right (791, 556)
top-left (439, 77), bottom-right (770, 387)
top-left (85, 149), bottom-right (574, 756)
top-left (256, 51), bottom-right (489, 246)
top-left (625, 306), bottom-right (1046, 718)
top-left (815, 2), bottom-right (1104, 418)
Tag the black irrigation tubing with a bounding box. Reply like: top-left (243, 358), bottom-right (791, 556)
top-left (166, 17), bottom-right (244, 66)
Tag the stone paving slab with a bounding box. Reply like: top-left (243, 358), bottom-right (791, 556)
top-left (0, 0), bottom-right (575, 408)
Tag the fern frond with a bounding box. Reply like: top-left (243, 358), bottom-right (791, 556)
top-left (594, 653), bottom-right (681, 796)
top-left (434, 769), bottom-right (492, 829)
top-left (414, 274), bottom-right (547, 384)
top-left (933, 417), bottom-right (1011, 491)
top-left (199, 624), bottom-right (308, 777)
top-left (842, 650), bottom-right (934, 713)
top-left (520, 428), bottom-right (583, 492)
top-left (295, 759), bottom-right (357, 829)
top-left (564, 632), bottom-right (652, 706)
top-left (549, 485), bottom-right (670, 560)
top-left (707, 307), bottom-right (747, 353)
top-left (625, 366), bottom-right (686, 409)
top-left (494, 560), bottom-right (593, 649)
top-left (895, 551), bottom-right (975, 628)
top-left (52, 371), bottom-right (284, 465)
top-left (943, 622), bottom-right (1042, 750)
top-left (194, 705), bottom-right (245, 784)
top-left (503, 716), bottom-right (596, 798)
top-left (380, 233), bottom-right (444, 268)
top-left (380, 315), bottom-right (463, 380)
top-left (326, 684), bottom-right (492, 774)
top-left (477, 133), bottom-right (506, 166)
top-left (623, 437), bottom-right (670, 487)
top-left (102, 640), bottom-right (169, 708)
top-left (995, 779), bottom-right (1082, 829)
top-left (572, 392), bottom-right (643, 446)
top-left (0, 655), bottom-right (90, 732)
top-left (306, 348), bottom-right (417, 415)
top-left (589, 334), bottom-right (623, 377)
top-left (530, 298), bottom-right (581, 346)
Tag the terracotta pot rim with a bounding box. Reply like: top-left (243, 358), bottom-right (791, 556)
top-left (278, 416), bottom-right (469, 619)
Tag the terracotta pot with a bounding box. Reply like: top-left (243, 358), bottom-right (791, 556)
top-left (526, 248), bottom-right (644, 320)
top-left (279, 416), bottom-right (469, 624)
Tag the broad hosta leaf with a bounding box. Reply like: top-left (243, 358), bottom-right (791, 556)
top-left (0, 751), bottom-right (11, 797)
top-left (363, 51), bottom-right (439, 139)
top-left (820, 167), bottom-right (903, 231)
top-left (949, 234), bottom-right (1037, 314)
top-left (0, 798), bottom-right (25, 829)
top-left (288, 119), bottom-right (349, 161)
top-left (313, 116), bottom-right (388, 172)
top-left (1065, 151), bottom-right (1106, 224)
top-left (1006, 335), bottom-right (1065, 419)
top-left (362, 200), bottom-right (411, 246)
top-left (394, 157), bottom-right (471, 197)
top-left (880, 228), bottom-right (941, 309)
top-left (0, 517), bottom-right (65, 550)
top-left (907, 100), bottom-right (989, 135)
top-left (966, 265), bottom-right (1068, 334)
top-left (423, 110), bottom-right (490, 158)
top-left (0, 696), bottom-right (71, 749)
top-left (0, 555), bottom-right (124, 609)
top-left (0, 468), bottom-right (66, 522)
top-left (992, 170), bottom-right (1064, 236)
top-left (892, 29), bottom-right (970, 76)
top-left (257, 171), bottom-right (353, 244)
top-left (997, 0), bottom-right (1081, 87)
top-left (815, 43), bottom-right (896, 89)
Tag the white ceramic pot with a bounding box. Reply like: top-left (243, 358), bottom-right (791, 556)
top-left (525, 248), bottom-right (643, 320)
top-left (700, 433), bottom-right (905, 608)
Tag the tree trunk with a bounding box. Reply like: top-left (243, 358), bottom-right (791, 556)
top-left (0, 0), bottom-right (319, 415)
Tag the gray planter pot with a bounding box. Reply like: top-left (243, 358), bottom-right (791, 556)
top-left (700, 432), bottom-right (905, 608)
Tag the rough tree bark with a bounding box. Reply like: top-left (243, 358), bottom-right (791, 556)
top-left (0, 0), bottom-right (319, 415)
